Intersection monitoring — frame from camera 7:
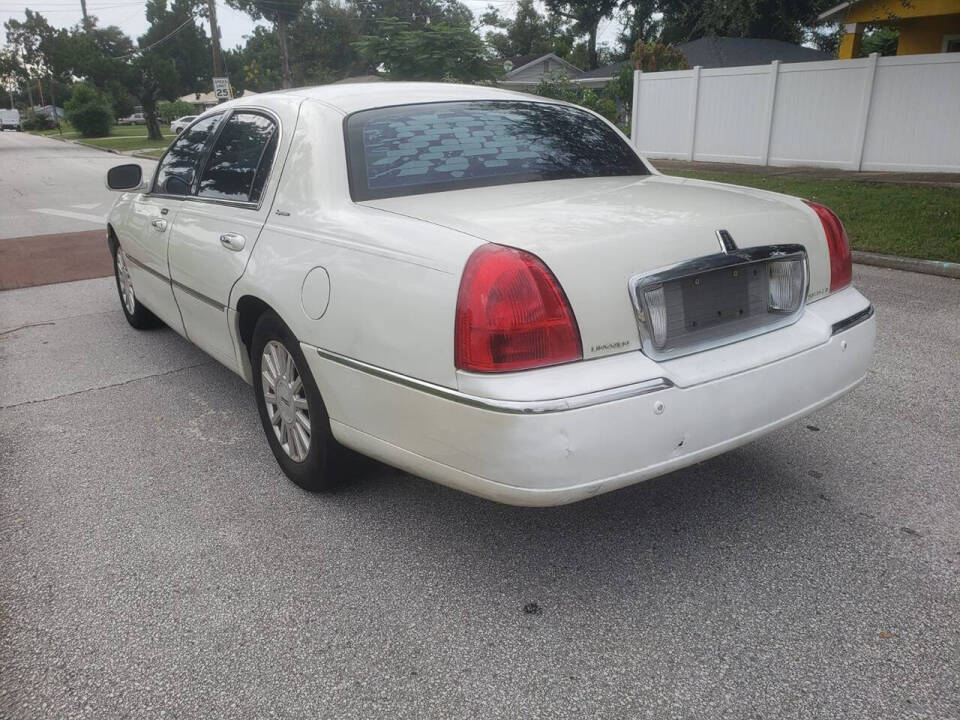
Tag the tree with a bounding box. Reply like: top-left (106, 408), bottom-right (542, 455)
top-left (288, 0), bottom-right (364, 84)
top-left (354, 18), bottom-right (494, 82)
top-left (543, 0), bottom-right (619, 69)
top-left (657, 0), bottom-right (830, 46)
top-left (64, 83), bottom-right (113, 137)
top-left (133, 52), bottom-right (179, 139)
top-left (617, 0), bottom-right (659, 56)
top-left (225, 27), bottom-right (282, 91)
top-left (4, 9), bottom-right (57, 107)
top-left (141, 0), bottom-right (211, 96)
top-left (355, 0), bottom-right (473, 34)
top-left (135, 0), bottom-right (211, 138)
top-left (861, 26), bottom-right (899, 56)
top-left (227, 0), bottom-right (308, 88)
top-left (482, 0), bottom-right (557, 59)
top-left (0, 47), bottom-right (28, 107)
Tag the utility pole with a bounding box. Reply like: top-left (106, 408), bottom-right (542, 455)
top-left (80, 0), bottom-right (89, 28)
top-left (207, 0), bottom-right (224, 78)
top-left (48, 75), bottom-right (61, 135)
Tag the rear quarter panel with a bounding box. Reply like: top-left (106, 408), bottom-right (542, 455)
top-left (230, 100), bottom-right (481, 388)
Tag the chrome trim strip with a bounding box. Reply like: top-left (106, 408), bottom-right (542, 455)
top-left (831, 304), bottom-right (874, 335)
top-left (124, 252), bottom-right (225, 311)
top-left (314, 347), bottom-right (673, 414)
top-left (124, 253), bottom-right (169, 282)
top-left (628, 244), bottom-right (810, 362)
top-left (171, 279), bottom-right (226, 312)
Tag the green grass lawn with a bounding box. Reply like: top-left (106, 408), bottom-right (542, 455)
top-left (668, 170), bottom-right (960, 264)
top-left (31, 121), bottom-right (174, 149)
top-left (77, 134), bottom-right (173, 152)
top-left (31, 121), bottom-right (77, 137)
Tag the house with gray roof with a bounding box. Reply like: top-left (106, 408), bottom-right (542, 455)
top-left (499, 37), bottom-right (836, 89)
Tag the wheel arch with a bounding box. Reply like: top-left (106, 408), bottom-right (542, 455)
top-left (235, 294), bottom-right (283, 359)
top-left (106, 224), bottom-right (119, 257)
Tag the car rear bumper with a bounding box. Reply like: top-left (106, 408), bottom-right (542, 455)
top-left (303, 287), bottom-right (875, 506)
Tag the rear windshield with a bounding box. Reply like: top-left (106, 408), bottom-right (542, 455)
top-left (345, 101), bottom-right (647, 201)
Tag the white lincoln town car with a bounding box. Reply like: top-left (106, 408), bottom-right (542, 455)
top-left (104, 83), bottom-right (875, 506)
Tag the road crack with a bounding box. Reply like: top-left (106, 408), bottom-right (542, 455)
top-left (0, 361), bottom-right (215, 410)
top-left (0, 322), bottom-right (55, 337)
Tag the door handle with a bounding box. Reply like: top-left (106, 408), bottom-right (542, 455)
top-left (151, 218), bottom-right (167, 232)
top-left (220, 232), bottom-right (246, 251)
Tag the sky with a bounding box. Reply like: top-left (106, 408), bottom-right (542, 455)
top-left (1, 0), bottom-right (623, 54)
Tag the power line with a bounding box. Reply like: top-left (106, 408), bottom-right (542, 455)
top-left (4, 3), bottom-right (141, 12)
top-left (2, 1), bottom-right (143, 5)
top-left (114, 12), bottom-right (199, 59)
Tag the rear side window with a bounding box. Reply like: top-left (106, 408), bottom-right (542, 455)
top-left (345, 101), bottom-right (647, 201)
top-left (154, 114), bottom-right (223, 195)
top-left (198, 112), bottom-right (278, 204)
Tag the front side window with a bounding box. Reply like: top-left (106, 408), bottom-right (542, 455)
top-left (198, 113), bottom-right (278, 204)
top-left (154, 114), bottom-right (223, 195)
top-left (345, 101), bottom-right (647, 201)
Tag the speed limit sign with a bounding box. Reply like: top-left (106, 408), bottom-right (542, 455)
top-left (213, 77), bottom-right (232, 101)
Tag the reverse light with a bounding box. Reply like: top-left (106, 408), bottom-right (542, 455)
top-left (804, 200), bottom-right (852, 292)
top-left (455, 244), bottom-right (582, 372)
top-left (642, 285), bottom-right (668, 349)
top-left (767, 258), bottom-right (805, 313)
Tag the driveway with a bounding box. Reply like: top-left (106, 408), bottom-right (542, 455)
top-left (0, 263), bottom-right (958, 716)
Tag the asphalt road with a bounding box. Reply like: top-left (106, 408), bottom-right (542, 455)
top-left (0, 131), bottom-right (154, 239)
top-left (1, 261), bottom-right (958, 718)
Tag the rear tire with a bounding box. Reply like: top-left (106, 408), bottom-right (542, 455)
top-left (113, 246), bottom-right (160, 329)
top-left (251, 311), bottom-right (348, 492)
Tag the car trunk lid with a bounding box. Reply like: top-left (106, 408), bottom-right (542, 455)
top-left (363, 174), bottom-right (831, 361)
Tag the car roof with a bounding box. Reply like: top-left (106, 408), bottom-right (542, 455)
top-left (217, 82), bottom-right (546, 116)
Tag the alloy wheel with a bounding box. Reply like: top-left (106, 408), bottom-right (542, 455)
top-left (261, 340), bottom-right (311, 462)
top-left (115, 248), bottom-right (136, 315)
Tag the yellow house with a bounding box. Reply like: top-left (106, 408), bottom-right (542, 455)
top-left (819, 0), bottom-right (960, 58)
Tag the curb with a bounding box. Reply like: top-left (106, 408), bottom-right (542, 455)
top-left (853, 250), bottom-right (960, 279)
top-left (39, 135), bottom-right (169, 159)
top-left (75, 140), bottom-right (122, 155)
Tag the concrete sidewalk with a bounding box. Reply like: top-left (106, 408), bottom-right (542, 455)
top-left (653, 159), bottom-right (960, 187)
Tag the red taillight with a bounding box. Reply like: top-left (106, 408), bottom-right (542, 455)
top-left (455, 244), bottom-right (582, 372)
top-left (804, 200), bottom-right (852, 292)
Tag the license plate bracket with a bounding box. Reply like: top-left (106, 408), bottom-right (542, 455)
top-left (629, 245), bottom-right (808, 361)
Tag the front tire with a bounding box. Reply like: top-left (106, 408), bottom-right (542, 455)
top-left (251, 311), bottom-right (347, 492)
top-left (113, 246), bottom-right (160, 329)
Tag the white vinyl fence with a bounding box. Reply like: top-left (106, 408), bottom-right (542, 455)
top-left (629, 52), bottom-right (960, 173)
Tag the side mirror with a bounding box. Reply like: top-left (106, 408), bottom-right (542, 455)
top-left (106, 163), bottom-right (143, 191)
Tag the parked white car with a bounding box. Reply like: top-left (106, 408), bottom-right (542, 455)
top-left (170, 115), bottom-right (197, 134)
top-left (104, 83), bottom-right (875, 506)
top-left (117, 112), bottom-right (145, 125)
top-left (0, 108), bottom-right (21, 130)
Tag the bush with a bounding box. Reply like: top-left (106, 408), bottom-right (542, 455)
top-left (21, 110), bottom-right (54, 131)
top-left (158, 99), bottom-right (196, 123)
top-left (64, 84), bottom-right (113, 138)
top-left (533, 73), bottom-right (618, 124)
